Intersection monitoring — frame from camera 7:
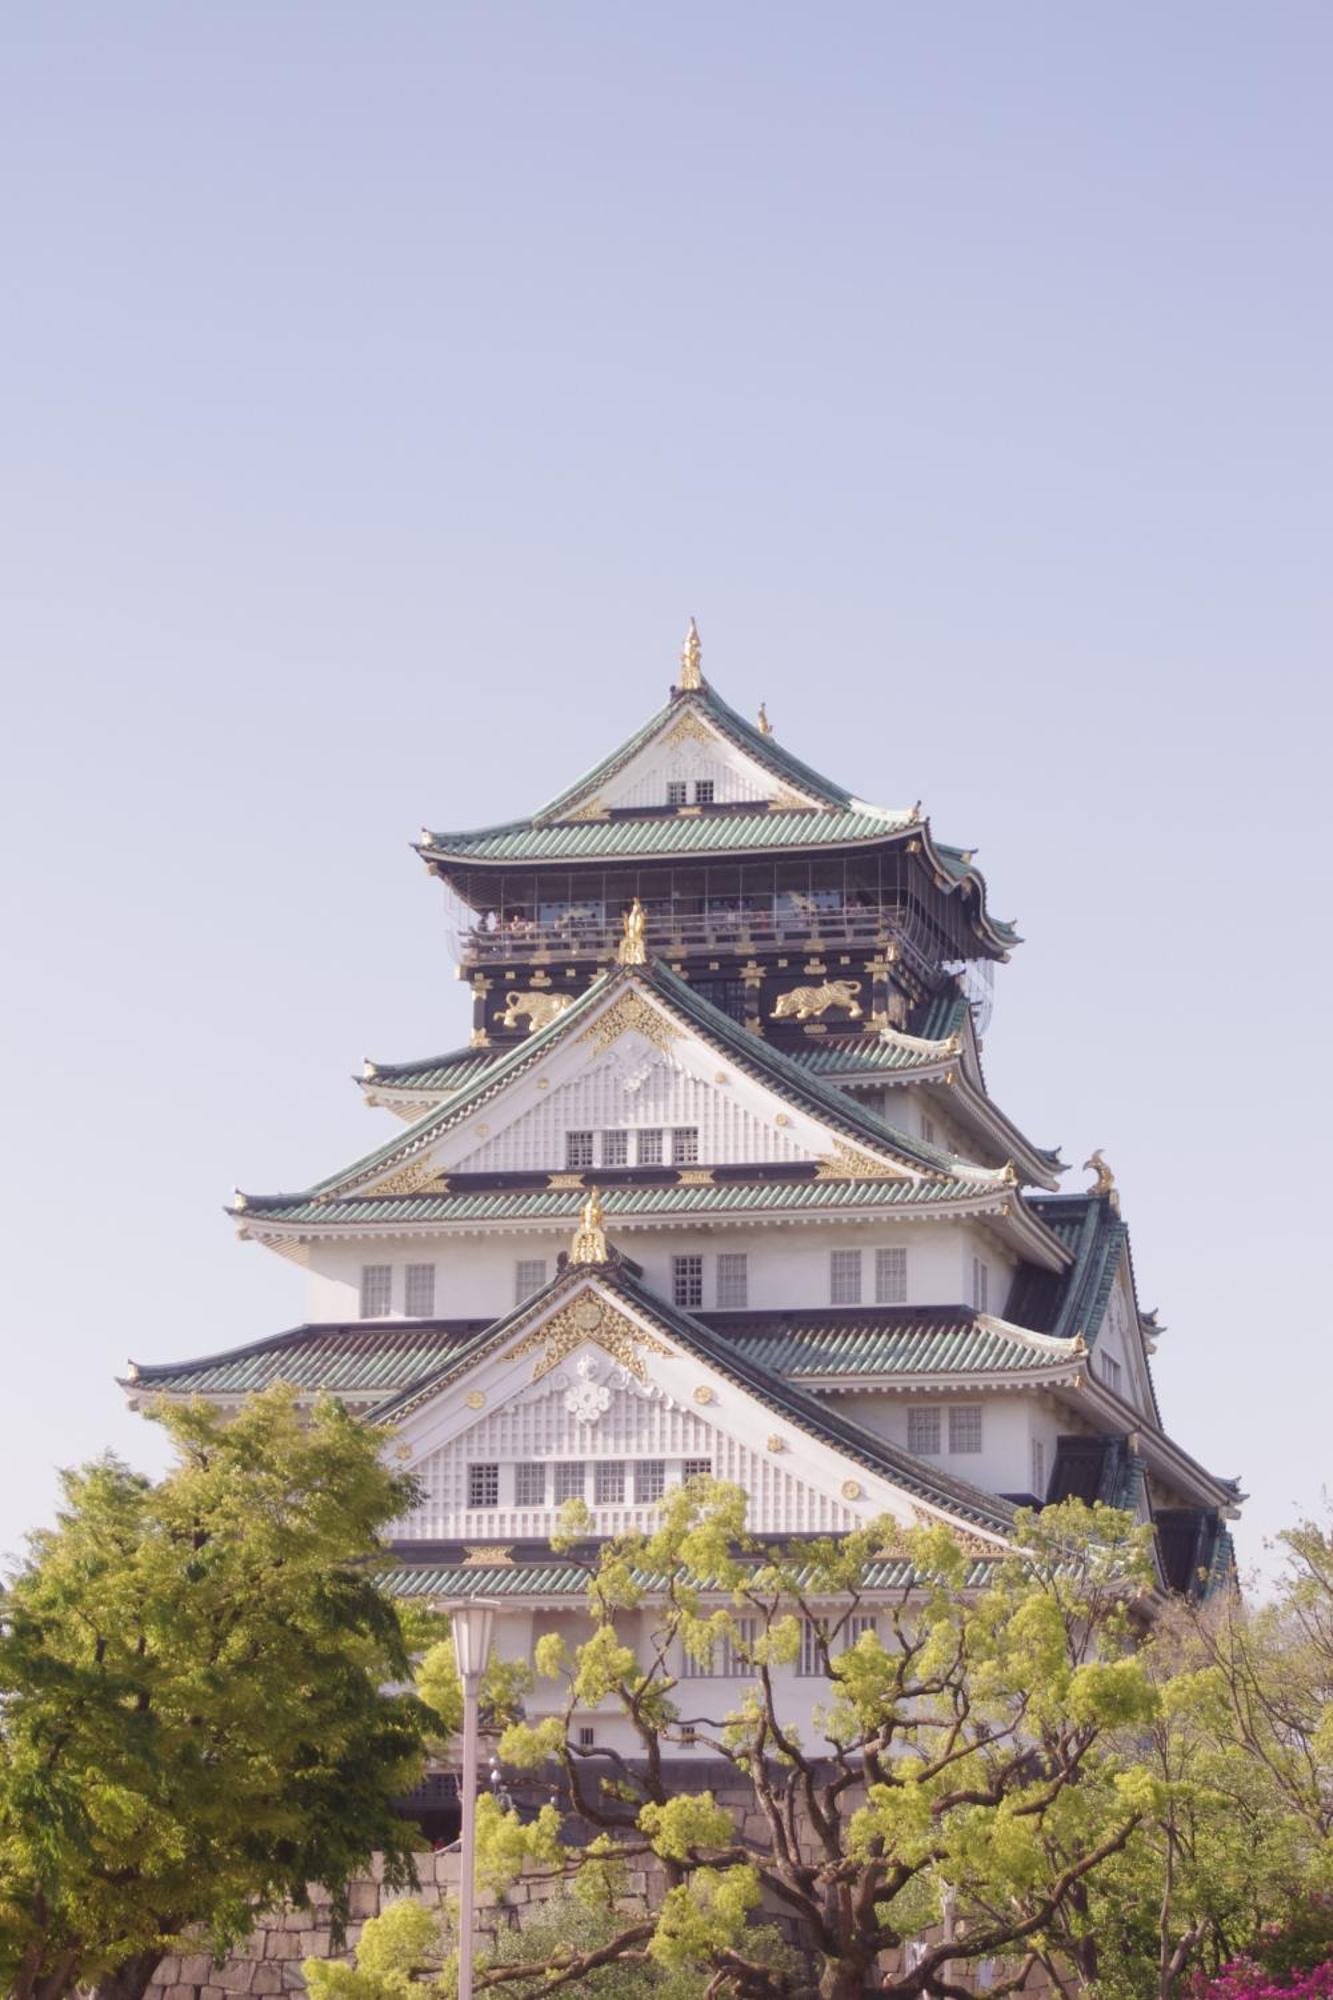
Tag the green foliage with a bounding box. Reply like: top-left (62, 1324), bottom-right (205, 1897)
top-left (416, 1644), bottom-right (532, 1743)
top-left (0, 1388), bottom-right (432, 2000)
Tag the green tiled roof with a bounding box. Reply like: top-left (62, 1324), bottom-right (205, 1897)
top-left (421, 804), bottom-right (914, 864)
top-left (377, 1552), bottom-right (1000, 1601)
top-left (130, 1320), bottom-right (484, 1397)
top-left (241, 1173), bottom-right (1005, 1229)
top-left (365, 1051), bottom-right (499, 1094)
top-left (1010, 1193), bottom-right (1164, 1429)
top-left (714, 1310), bottom-right (1080, 1379)
top-left (536, 683), bottom-right (855, 822)
top-left (797, 1038), bottom-right (956, 1079)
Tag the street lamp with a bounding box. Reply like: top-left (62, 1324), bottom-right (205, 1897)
top-left (441, 1600), bottom-right (497, 2000)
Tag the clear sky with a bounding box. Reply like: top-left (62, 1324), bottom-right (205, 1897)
top-left (2, 3), bottom-right (1329, 1577)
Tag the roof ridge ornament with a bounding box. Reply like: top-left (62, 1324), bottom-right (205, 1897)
top-left (1083, 1149), bottom-right (1121, 1214)
top-left (616, 897), bottom-right (648, 965)
top-left (757, 701), bottom-right (772, 736)
top-left (677, 617), bottom-right (703, 691)
top-left (569, 1186), bottom-right (610, 1265)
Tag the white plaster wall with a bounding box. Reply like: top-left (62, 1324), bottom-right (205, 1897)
top-left (597, 727), bottom-right (786, 811)
top-left (832, 1389), bottom-right (1073, 1502)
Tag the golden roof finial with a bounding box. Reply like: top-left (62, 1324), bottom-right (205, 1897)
top-left (617, 897), bottom-right (648, 965)
top-left (569, 1186), bottom-right (609, 1265)
top-left (757, 701), bottom-right (772, 736)
top-left (1083, 1150), bottom-right (1120, 1212)
top-left (678, 617), bottom-right (703, 691)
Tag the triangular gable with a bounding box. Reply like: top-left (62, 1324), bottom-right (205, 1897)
top-left (553, 704), bottom-right (826, 818)
top-left (379, 1264), bottom-right (1013, 1545)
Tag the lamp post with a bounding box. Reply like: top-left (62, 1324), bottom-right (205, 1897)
top-left (443, 1600), bottom-right (497, 2000)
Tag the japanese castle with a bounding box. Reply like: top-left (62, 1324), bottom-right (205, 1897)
top-left (126, 622), bottom-right (1239, 1745)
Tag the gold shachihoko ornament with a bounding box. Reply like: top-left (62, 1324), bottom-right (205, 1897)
top-left (569, 1186), bottom-right (610, 1265)
top-left (678, 617), bottom-right (702, 690)
top-left (617, 897), bottom-right (648, 966)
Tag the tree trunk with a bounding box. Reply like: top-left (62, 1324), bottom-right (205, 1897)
top-left (93, 1946), bottom-right (172, 2000)
top-left (817, 1948), bottom-right (876, 2000)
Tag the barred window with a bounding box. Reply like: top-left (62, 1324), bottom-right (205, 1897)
top-left (875, 1246), bottom-right (907, 1304)
top-left (672, 1255), bottom-right (704, 1309)
top-left (637, 1128), bottom-right (664, 1166)
top-left (602, 1130), bottom-right (629, 1169)
top-left (515, 1258), bottom-right (547, 1303)
top-left (553, 1461), bottom-right (585, 1504)
top-left (671, 1126), bottom-right (700, 1164)
top-left (467, 1463), bottom-right (499, 1509)
top-left (716, 1253), bottom-right (748, 1309)
top-left (515, 1462), bottom-right (546, 1506)
top-left (830, 1249), bottom-right (862, 1305)
top-left (566, 1129), bottom-right (594, 1170)
top-left (666, 781), bottom-right (688, 807)
top-left (594, 1461), bottom-right (625, 1504)
top-left (921, 1115), bottom-right (936, 1145)
top-left (405, 1263), bottom-right (436, 1317)
top-left (577, 1725), bottom-right (596, 1748)
top-left (634, 1460), bottom-right (666, 1504)
top-left (681, 1615), bottom-right (756, 1678)
top-left (693, 780), bottom-right (714, 804)
top-left (949, 1405), bottom-right (983, 1454)
top-left (797, 1618), bottom-right (828, 1677)
top-left (1101, 1352), bottom-right (1123, 1393)
top-left (845, 1614), bottom-right (878, 1645)
top-left (907, 1407), bottom-right (941, 1456)
top-left (971, 1256), bottom-right (989, 1311)
top-left (682, 1457), bottom-right (713, 1481)
top-left (1031, 1437), bottom-right (1047, 1500)
top-left (360, 1264), bottom-right (392, 1318)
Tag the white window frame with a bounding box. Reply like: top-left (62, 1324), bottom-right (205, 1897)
top-left (693, 779), bottom-right (714, 804)
top-left (797, 1617), bottom-right (828, 1678)
top-left (830, 1249), bottom-right (862, 1305)
top-left (672, 1255), bottom-right (704, 1310)
top-left (404, 1263), bottom-right (436, 1317)
top-left (1031, 1436), bottom-right (1047, 1500)
top-left (949, 1404), bottom-right (983, 1455)
top-left (637, 1127), bottom-right (664, 1166)
top-left (971, 1256), bottom-right (990, 1312)
top-left (359, 1264), bottom-right (392, 1319)
top-left (601, 1129), bottom-right (629, 1169)
top-left (716, 1253), bottom-right (749, 1309)
top-left (514, 1462), bottom-right (546, 1506)
top-left (566, 1129), bottom-right (594, 1170)
top-left (666, 780), bottom-right (688, 807)
top-left (553, 1461), bottom-right (585, 1504)
top-left (682, 1457), bottom-right (712, 1482)
top-left (671, 1126), bottom-right (700, 1164)
top-left (634, 1460), bottom-right (666, 1504)
top-left (594, 1460), bottom-right (626, 1505)
top-left (907, 1407), bottom-right (941, 1456)
top-left (467, 1463), bottom-right (499, 1509)
top-left (875, 1246), bottom-right (907, 1304)
top-left (514, 1258), bottom-right (548, 1304)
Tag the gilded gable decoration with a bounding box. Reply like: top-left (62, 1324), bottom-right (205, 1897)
top-left (814, 1142), bottom-right (912, 1183)
top-left (503, 1288), bottom-right (674, 1382)
top-left (577, 990), bottom-right (680, 1054)
top-left (663, 709), bottom-right (714, 750)
top-left (363, 1156), bottom-right (449, 1199)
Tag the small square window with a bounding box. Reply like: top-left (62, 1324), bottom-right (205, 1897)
top-left (666, 781), bottom-right (688, 807)
top-left (672, 1255), bottom-right (704, 1310)
top-left (875, 1246), bottom-right (907, 1304)
top-left (566, 1130), bottom-right (594, 1170)
top-left (949, 1405), bottom-right (983, 1454)
top-left (682, 1457), bottom-right (712, 1481)
top-left (671, 1127), bottom-right (699, 1164)
top-left (679, 1723), bottom-right (698, 1744)
top-left (716, 1253), bottom-right (748, 1309)
top-left (553, 1461), bottom-right (585, 1504)
top-left (907, 1407), bottom-right (941, 1456)
top-left (360, 1264), bottom-right (392, 1318)
top-left (577, 1725), bottom-right (596, 1748)
top-left (635, 1460), bottom-right (666, 1503)
top-left (693, 779), bottom-right (715, 804)
top-left (468, 1463), bottom-right (499, 1509)
top-left (602, 1130), bottom-right (629, 1168)
top-left (404, 1263), bottom-right (436, 1317)
top-left (515, 1258), bottom-right (547, 1303)
top-left (515, 1462), bottom-right (546, 1506)
top-left (637, 1128), bottom-right (664, 1166)
top-left (594, 1461), bottom-right (625, 1504)
top-left (830, 1250), bottom-right (862, 1305)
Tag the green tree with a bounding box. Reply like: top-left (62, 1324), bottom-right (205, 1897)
top-left (457, 1486), bottom-right (1169, 2000)
top-left (0, 1387), bottom-right (430, 2000)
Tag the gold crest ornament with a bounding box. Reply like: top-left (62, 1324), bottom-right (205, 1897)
top-left (617, 897), bottom-right (648, 966)
top-left (678, 616), bottom-right (703, 690)
top-left (569, 1186), bottom-right (610, 1265)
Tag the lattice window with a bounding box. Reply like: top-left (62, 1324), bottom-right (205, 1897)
top-left (672, 1256), bottom-right (704, 1310)
top-left (566, 1129), bottom-right (594, 1170)
top-left (949, 1405), bottom-right (983, 1454)
top-left (515, 1258), bottom-right (547, 1304)
top-left (1101, 1352), bottom-right (1123, 1393)
top-left (405, 1263), bottom-right (436, 1317)
top-left (554, 1461), bottom-right (585, 1503)
top-left (1031, 1437), bottom-right (1047, 1500)
top-left (797, 1618), bottom-right (828, 1677)
top-left (908, 1407), bottom-right (941, 1456)
top-left (577, 1725), bottom-right (596, 1748)
top-left (515, 1462), bottom-right (546, 1506)
top-left (875, 1246), bottom-right (907, 1304)
top-left (683, 1457), bottom-right (713, 1481)
top-left (681, 1614), bottom-right (756, 1678)
top-left (468, 1463), bottom-right (499, 1508)
top-left (845, 1614), bottom-right (878, 1646)
top-left (637, 1128), bottom-right (664, 1165)
top-left (716, 1253), bottom-right (748, 1309)
top-left (830, 1250), bottom-right (862, 1305)
top-left (694, 779), bottom-right (714, 804)
top-left (666, 781), bottom-right (688, 807)
top-left (360, 1264), bottom-right (392, 1318)
top-left (594, 1461), bottom-right (625, 1504)
top-left (634, 1460), bottom-right (666, 1503)
top-left (671, 1126), bottom-right (699, 1164)
top-left (602, 1129), bottom-right (629, 1168)
top-left (971, 1256), bottom-right (989, 1311)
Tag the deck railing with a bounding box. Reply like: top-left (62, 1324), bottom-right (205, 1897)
top-left (458, 903), bottom-right (929, 973)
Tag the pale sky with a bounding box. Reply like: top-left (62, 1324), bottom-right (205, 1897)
top-left (2, 3), bottom-right (1329, 1576)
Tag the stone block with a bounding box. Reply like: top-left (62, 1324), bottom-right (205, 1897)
top-left (202, 1986), bottom-right (227, 2000)
top-left (164, 1984), bottom-right (195, 2000)
top-left (250, 1965), bottom-right (284, 1994)
top-left (215, 1967), bottom-right (255, 1995)
top-left (280, 1966), bottom-right (308, 1992)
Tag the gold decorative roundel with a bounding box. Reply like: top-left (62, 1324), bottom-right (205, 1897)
top-left (573, 1298), bottom-right (604, 1334)
top-left (465, 1391), bottom-right (486, 1411)
top-left (693, 1385), bottom-right (715, 1405)
top-left (841, 1479), bottom-right (863, 1501)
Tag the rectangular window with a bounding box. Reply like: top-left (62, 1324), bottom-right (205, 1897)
top-left (949, 1405), bottom-right (983, 1455)
top-left (907, 1407), bottom-right (941, 1456)
top-left (553, 1461), bottom-right (585, 1504)
top-left (1031, 1437), bottom-right (1047, 1500)
top-left (693, 779), bottom-right (715, 804)
top-left (845, 1614), bottom-right (878, 1646)
top-left (637, 1128), bottom-right (664, 1166)
top-left (679, 1723), bottom-right (698, 1744)
top-left (515, 1258), bottom-right (548, 1304)
top-left (972, 1256), bottom-right (989, 1312)
top-left (594, 1461), bottom-right (625, 1504)
top-left (830, 1249), bottom-right (862, 1305)
top-left (566, 1129), bottom-right (594, 1170)
top-left (467, 1463), bottom-right (499, 1509)
top-left (681, 1615), bottom-right (756, 1678)
top-left (1101, 1352), bottom-right (1123, 1393)
top-left (921, 1115), bottom-right (936, 1146)
top-left (672, 1255), bottom-right (704, 1310)
top-left (797, 1618), bottom-right (828, 1678)
top-left (716, 1253), bottom-right (749, 1309)
top-left (634, 1460), bottom-right (666, 1504)
top-left (577, 1725), bottom-right (596, 1748)
top-left (682, 1457), bottom-right (713, 1481)
top-left (515, 1462), bottom-right (546, 1506)
top-left (404, 1263), bottom-right (436, 1317)
top-left (671, 1126), bottom-right (700, 1164)
top-left (359, 1264), bottom-right (392, 1318)
top-left (601, 1129), bottom-right (629, 1169)
top-left (691, 977), bottom-right (749, 1023)
top-left (666, 781), bottom-right (688, 807)
top-left (875, 1246), bottom-right (907, 1304)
